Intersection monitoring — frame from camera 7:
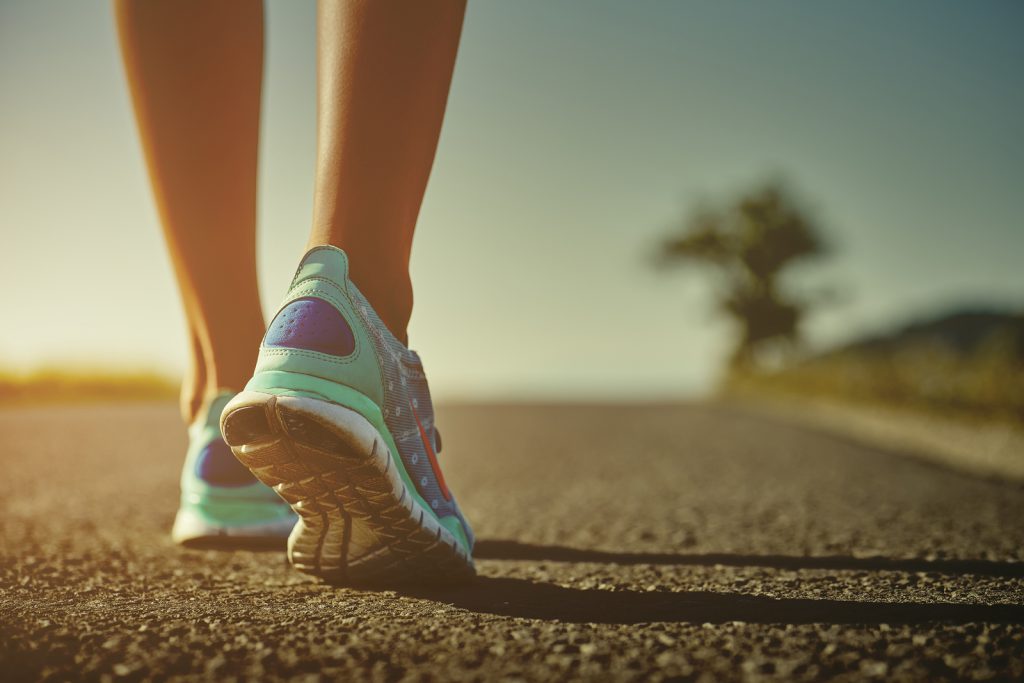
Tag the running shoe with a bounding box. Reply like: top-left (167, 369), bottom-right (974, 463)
top-left (220, 246), bottom-right (475, 583)
top-left (171, 391), bottom-right (297, 546)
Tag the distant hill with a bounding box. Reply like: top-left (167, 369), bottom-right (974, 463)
top-left (834, 309), bottom-right (1024, 361)
top-left (730, 307), bottom-right (1024, 420)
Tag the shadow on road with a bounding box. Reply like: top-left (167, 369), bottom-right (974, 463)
top-left (411, 576), bottom-right (1024, 626)
top-left (431, 540), bottom-right (1024, 625)
top-left (474, 540), bottom-right (1024, 578)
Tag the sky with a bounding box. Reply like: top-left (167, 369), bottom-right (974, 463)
top-left (1, 1), bottom-right (1022, 399)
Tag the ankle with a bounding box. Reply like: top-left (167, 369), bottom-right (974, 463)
top-left (349, 273), bottom-right (412, 345)
top-left (179, 388), bottom-right (203, 425)
top-left (205, 372), bottom-right (251, 398)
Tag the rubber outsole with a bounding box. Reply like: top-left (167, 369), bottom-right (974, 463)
top-left (220, 391), bottom-right (475, 585)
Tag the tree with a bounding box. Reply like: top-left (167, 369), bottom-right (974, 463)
top-left (659, 181), bottom-right (829, 369)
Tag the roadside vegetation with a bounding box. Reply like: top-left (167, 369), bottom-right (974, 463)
top-left (728, 310), bottom-right (1024, 423)
top-left (0, 368), bottom-right (177, 405)
top-left (658, 179), bottom-right (1023, 424)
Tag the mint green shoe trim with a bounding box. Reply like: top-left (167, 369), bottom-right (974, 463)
top-left (246, 370), bottom-right (381, 418)
top-left (181, 496), bottom-right (297, 526)
top-left (290, 245), bottom-right (352, 292)
top-left (180, 481), bottom-right (284, 503)
top-left (244, 370), bottom-right (472, 553)
top-left (439, 517), bottom-right (470, 550)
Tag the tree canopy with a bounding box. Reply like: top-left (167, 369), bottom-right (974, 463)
top-left (660, 181), bottom-right (829, 368)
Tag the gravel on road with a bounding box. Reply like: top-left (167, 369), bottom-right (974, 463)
top-left (1, 402), bottom-right (1022, 681)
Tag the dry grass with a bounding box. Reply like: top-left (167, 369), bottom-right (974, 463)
top-left (0, 368), bottom-right (178, 405)
top-left (727, 340), bottom-right (1024, 424)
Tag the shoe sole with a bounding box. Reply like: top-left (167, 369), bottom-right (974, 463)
top-left (220, 390), bottom-right (475, 585)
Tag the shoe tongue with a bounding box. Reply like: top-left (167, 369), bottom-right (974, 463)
top-left (291, 246), bottom-right (350, 291)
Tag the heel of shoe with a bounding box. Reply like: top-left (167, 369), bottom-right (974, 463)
top-left (242, 370), bottom-right (382, 422)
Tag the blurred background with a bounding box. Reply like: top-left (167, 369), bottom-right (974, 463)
top-left (1, 1), bottom-right (1021, 421)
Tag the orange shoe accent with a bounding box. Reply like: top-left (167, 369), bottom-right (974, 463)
top-left (410, 400), bottom-right (451, 501)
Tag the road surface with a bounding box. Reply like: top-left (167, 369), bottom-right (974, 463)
top-left (1, 402), bottom-right (1022, 681)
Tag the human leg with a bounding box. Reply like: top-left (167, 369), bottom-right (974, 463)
top-left (220, 0), bottom-right (474, 581)
top-left (310, 0), bottom-right (466, 344)
top-left (115, 0), bottom-right (266, 421)
top-left (116, 1), bottom-right (295, 544)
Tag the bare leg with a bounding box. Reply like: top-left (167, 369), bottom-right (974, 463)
top-left (180, 330), bottom-right (207, 422)
top-left (115, 0), bottom-right (266, 422)
top-left (311, 0), bottom-right (466, 344)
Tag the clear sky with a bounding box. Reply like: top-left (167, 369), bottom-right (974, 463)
top-left (1, 1), bottom-right (1022, 399)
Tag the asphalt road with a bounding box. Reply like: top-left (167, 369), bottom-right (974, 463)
top-left (1, 402), bottom-right (1022, 681)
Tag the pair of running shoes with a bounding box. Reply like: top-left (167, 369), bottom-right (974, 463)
top-left (171, 246), bottom-right (474, 583)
